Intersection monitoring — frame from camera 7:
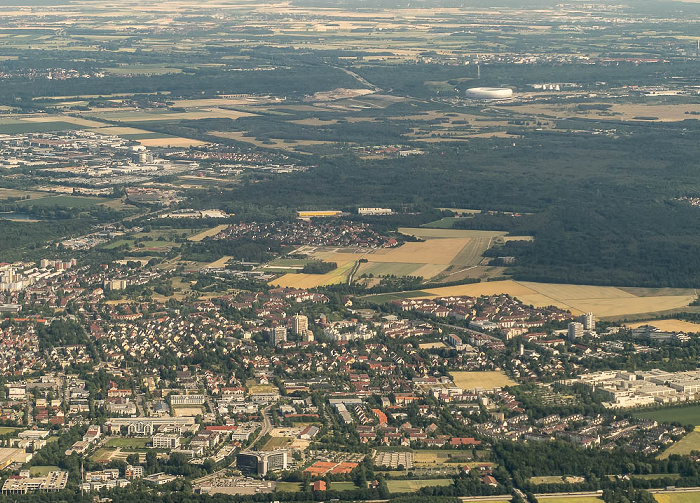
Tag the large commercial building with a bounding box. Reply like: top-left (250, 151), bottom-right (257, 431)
top-left (170, 394), bottom-right (206, 406)
top-left (358, 207), bottom-right (392, 216)
top-left (2, 471), bottom-right (68, 494)
top-left (465, 87), bottom-right (513, 100)
top-left (236, 451), bottom-right (288, 476)
top-left (152, 433), bottom-right (181, 450)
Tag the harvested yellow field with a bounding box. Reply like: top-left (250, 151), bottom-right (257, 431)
top-left (305, 251), bottom-right (361, 266)
top-left (270, 261), bottom-right (355, 289)
top-left (399, 227), bottom-right (505, 240)
top-left (421, 281), bottom-right (697, 318)
top-left (138, 137), bottom-right (207, 147)
top-left (423, 280), bottom-right (538, 298)
top-left (625, 319), bottom-right (700, 333)
top-left (90, 126), bottom-right (155, 135)
top-left (188, 225), bottom-right (229, 242)
top-left (205, 256), bottom-right (232, 269)
top-left (504, 103), bottom-right (700, 123)
top-left (450, 371), bottom-right (517, 391)
top-left (653, 492), bottom-right (700, 503)
top-left (370, 238), bottom-right (469, 264)
top-left (413, 264), bottom-right (451, 278)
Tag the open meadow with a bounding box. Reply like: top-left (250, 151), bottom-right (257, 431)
top-left (658, 428), bottom-right (700, 459)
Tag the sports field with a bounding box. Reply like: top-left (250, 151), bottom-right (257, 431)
top-left (412, 450), bottom-right (480, 466)
top-left (658, 428), bottom-right (700, 459)
top-left (386, 478), bottom-right (453, 493)
top-left (450, 371), bottom-right (516, 391)
top-left (172, 406), bottom-right (204, 417)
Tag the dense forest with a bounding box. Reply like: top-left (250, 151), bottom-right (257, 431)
top-left (184, 129), bottom-right (700, 287)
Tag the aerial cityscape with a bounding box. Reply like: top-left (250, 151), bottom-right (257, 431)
top-left (0, 1), bottom-right (698, 503)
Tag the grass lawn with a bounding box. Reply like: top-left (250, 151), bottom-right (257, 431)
top-left (634, 405), bottom-right (700, 426)
top-left (29, 466), bottom-right (60, 476)
top-left (105, 437), bottom-right (151, 449)
top-left (275, 482), bottom-right (302, 493)
top-left (386, 478), bottom-right (453, 493)
top-left (262, 437), bottom-right (294, 450)
top-left (659, 428), bottom-right (700, 459)
top-left (530, 476), bottom-right (565, 484)
top-left (0, 427), bottom-right (21, 435)
top-left (329, 482), bottom-right (360, 491)
top-left (632, 473), bottom-right (681, 481)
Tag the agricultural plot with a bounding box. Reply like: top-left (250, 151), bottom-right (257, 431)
top-left (634, 405), bottom-right (700, 426)
top-left (658, 428), bottom-right (700, 459)
top-left (420, 280), bottom-right (697, 318)
top-left (270, 261), bottom-right (356, 289)
top-left (19, 195), bottom-right (110, 209)
top-left (188, 225), bottom-right (230, 242)
top-left (536, 498), bottom-right (602, 503)
top-left (504, 103), bottom-right (700, 123)
top-left (654, 493), bottom-right (700, 503)
top-left (295, 228), bottom-right (507, 284)
top-left (450, 371), bottom-right (517, 391)
top-left (625, 319), bottom-right (700, 333)
top-left (386, 479), bottom-right (453, 493)
top-left (0, 120), bottom-right (87, 134)
top-left (205, 256), bottom-right (232, 269)
top-left (0, 189), bottom-right (47, 201)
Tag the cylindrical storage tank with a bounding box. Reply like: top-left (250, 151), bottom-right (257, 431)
top-left (465, 87), bottom-right (513, 99)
